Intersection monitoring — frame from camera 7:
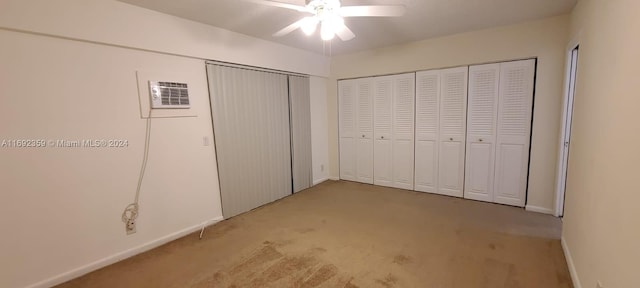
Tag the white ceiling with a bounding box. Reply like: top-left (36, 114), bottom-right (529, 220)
top-left (118, 0), bottom-right (577, 55)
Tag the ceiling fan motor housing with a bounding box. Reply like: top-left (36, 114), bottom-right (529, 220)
top-left (269, 0), bottom-right (404, 42)
top-left (306, 0), bottom-right (341, 17)
top-left (306, 0), bottom-right (340, 6)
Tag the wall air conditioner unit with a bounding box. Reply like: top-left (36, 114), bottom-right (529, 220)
top-left (149, 81), bottom-right (190, 109)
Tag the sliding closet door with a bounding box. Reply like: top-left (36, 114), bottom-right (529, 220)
top-left (438, 67), bottom-right (468, 197)
top-left (208, 64), bottom-right (292, 218)
top-left (464, 64), bottom-right (500, 202)
top-left (339, 80), bottom-right (357, 181)
top-left (289, 75), bottom-right (312, 193)
top-left (415, 70), bottom-right (440, 193)
top-left (392, 73), bottom-right (415, 190)
top-left (355, 78), bottom-right (374, 184)
top-left (494, 59), bottom-right (535, 207)
top-left (374, 76), bottom-right (394, 187)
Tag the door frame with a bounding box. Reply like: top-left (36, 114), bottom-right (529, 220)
top-left (555, 37), bottom-right (580, 217)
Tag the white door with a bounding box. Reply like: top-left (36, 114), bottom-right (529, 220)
top-left (339, 80), bottom-right (357, 181)
top-left (356, 78), bottom-right (374, 184)
top-left (438, 67), bottom-right (468, 197)
top-left (556, 47), bottom-right (579, 216)
top-left (414, 70), bottom-right (440, 193)
top-left (392, 73), bottom-right (416, 190)
top-left (494, 59), bottom-right (535, 207)
top-left (374, 76), bottom-right (394, 187)
top-left (464, 64), bottom-right (500, 202)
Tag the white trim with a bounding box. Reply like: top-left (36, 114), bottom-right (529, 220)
top-left (313, 177), bottom-right (329, 186)
top-left (329, 176), bottom-right (340, 181)
top-left (525, 205), bottom-right (554, 215)
top-left (26, 216), bottom-right (224, 288)
top-left (561, 236), bottom-right (582, 288)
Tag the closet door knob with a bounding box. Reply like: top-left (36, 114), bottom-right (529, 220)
top-left (449, 138), bottom-right (453, 141)
top-left (362, 134), bottom-right (365, 138)
top-left (479, 138), bottom-right (484, 142)
top-left (381, 136), bottom-right (385, 139)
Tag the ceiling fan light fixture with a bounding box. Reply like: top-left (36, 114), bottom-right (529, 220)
top-left (320, 14), bottom-right (344, 41)
top-left (263, 0), bottom-right (405, 42)
top-left (320, 21), bottom-right (335, 40)
top-left (301, 17), bottom-right (319, 35)
top-left (329, 14), bottom-right (344, 29)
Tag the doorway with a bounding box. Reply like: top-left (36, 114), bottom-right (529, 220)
top-left (555, 46), bottom-right (579, 217)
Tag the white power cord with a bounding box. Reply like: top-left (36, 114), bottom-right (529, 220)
top-left (122, 111), bottom-right (153, 232)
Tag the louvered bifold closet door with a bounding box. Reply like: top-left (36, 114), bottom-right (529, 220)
top-left (464, 64), bottom-right (500, 202)
top-left (494, 59), bottom-right (535, 207)
top-left (438, 67), bottom-right (468, 197)
top-left (392, 73), bottom-right (416, 190)
top-left (207, 64), bottom-right (292, 218)
top-left (355, 78), bottom-right (374, 184)
top-left (289, 75), bottom-right (312, 193)
top-left (373, 76), bottom-right (394, 187)
top-left (415, 70), bottom-right (440, 193)
top-left (339, 80), bottom-right (357, 181)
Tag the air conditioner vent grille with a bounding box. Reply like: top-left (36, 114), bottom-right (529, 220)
top-left (149, 81), bottom-right (190, 109)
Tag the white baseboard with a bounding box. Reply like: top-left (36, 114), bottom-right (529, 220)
top-left (329, 176), bottom-right (339, 181)
top-left (525, 205), bottom-right (555, 215)
top-left (26, 216), bottom-right (224, 288)
top-left (561, 236), bottom-right (582, 288)
top-left (313, 177), bottom-right (328, 186)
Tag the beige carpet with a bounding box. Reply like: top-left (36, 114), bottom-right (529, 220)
top-left (57, 180), bottom-right (572, 288)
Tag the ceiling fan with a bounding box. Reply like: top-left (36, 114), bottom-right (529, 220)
top-left (247, 0), bottom-right (406, 41)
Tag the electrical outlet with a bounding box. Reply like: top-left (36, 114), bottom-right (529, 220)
top-left (596, 281), bottom-right (604, 288)
top-left (126, 219), bottom-right (136, 235)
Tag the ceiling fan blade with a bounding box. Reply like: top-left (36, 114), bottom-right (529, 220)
top-left (339, 5), bottom-right (406, 17)
top-left (335, 22), bottom-right (355, 41)
top-left (273, 18), bottom-right (306, 37)
top-left (245, 0), bottom-right (309, 12)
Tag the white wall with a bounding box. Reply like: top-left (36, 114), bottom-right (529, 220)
top-left (310, 76), bottom-right (330, 185)
top-left (0, 0), bottom-right (330, 77)
top-left (561, 1), bottom-right (640, 287)
top-left (0, 28), bottom-right (221, 288)
top-left (0, 1), bottom-right (331, 287)
top-left (327, 15), bottom-right (569, 213)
